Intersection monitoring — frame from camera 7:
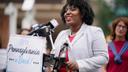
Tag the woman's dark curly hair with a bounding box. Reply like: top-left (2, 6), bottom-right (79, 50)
top-left (61, 0), bottom-right (94, 25)
top-left (111, 17), bottom-right (128, 40)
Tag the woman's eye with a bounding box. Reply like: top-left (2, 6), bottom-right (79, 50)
top-left (70, 8), bottom-right (76, 11)
top-left (65, 6), bottom-right (77, 12)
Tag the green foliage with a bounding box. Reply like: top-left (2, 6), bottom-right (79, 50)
top-left (116, 0), bottom-right (126, 5)
top-left (96, 0), bottom-right (128, 36)
top-left (96, 0), bottom-right (115, 36)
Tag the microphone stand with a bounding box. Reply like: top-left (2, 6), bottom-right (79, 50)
top-left (42, 28), bottom-right (62, 72)
top-left (48, 29), bottom-right (55, 51)
top-left (48, 29), bottom-right (61, 72)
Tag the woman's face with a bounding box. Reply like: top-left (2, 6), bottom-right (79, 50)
top-left (115, 21), bottom-right (127, 38)
top-left (64, 5), bottom-right (82, 26)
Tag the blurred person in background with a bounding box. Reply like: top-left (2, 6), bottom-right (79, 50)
top-left (51, 0), bottom-right (108, 72)
top-left (0, 38), bottom-right (1, 48)
top-left (21, 29), bottom-right (31, 35)
top-left (106, 17), bottom-right (128, 72)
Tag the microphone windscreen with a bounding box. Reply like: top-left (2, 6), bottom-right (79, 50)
top-left (31, 24), bottom-right (39, 30)
top-left (50, 19), bottom-right (59, 29)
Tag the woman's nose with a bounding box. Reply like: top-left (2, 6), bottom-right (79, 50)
top-left (65, 9), bottom-right (71, 15)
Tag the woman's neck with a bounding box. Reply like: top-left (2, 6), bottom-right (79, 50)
top-left (70, 23), bottom-right (82, 35)
top-left (115, 36), bottom-right (126, 41)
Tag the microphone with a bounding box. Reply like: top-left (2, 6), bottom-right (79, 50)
top-left (59, 43), bottom-right (68, 57)
top-left (28, 19), bottom-right (59, 36)
top-left (52, 43), bottom-right (68, 71)
top-left (45, 19), bottom-right (59, 30)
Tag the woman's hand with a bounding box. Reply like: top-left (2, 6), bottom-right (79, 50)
top-left (101, 64), bottom-right (107, 72)
top-left (66, 60), bottom-right (79, 71)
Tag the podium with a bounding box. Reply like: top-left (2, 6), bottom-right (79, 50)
top-left (0, 49), bottom-right (7, 72)
top-left (6, 35), bottom-right (46, 72)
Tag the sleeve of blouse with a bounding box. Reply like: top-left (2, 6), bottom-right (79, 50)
top-left (76, 27), bottom-right (109, 72)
